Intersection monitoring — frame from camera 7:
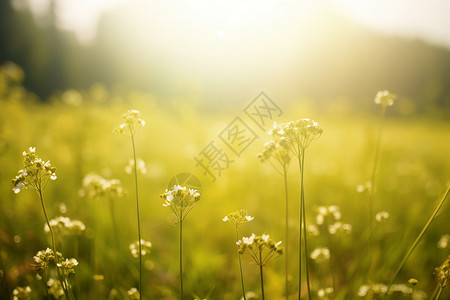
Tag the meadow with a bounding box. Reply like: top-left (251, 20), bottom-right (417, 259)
top-left (0, 63), bottom-right (449, 300)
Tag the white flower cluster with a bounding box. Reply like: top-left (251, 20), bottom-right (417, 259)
top-left (44, 216), bottom-right (86, 236)
top-left (80, 173), bottom-right (124, 199)
top-left (12, 147), bottom-right (57, 194)
top-left (125, 158), bottom-right (147, 175)
top-left (161, 185), bottom-right (201, 222)
top-left (129, 239), bottom-right (152, 258)
top-left (237, 233), bottom-right (283, 267)
top-left (113, 109), bottom-right (145, 137)
top-left (223, 209), bottom-right (254, 226)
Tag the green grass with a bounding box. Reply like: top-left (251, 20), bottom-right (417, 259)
top-left (1, 79), bottom-right (449, 299)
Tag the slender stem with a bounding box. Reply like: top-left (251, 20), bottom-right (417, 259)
top-left (435, 285), bottom-right (443, 300)
top-left (109, 197), bottom-right (120, 249)
top-left (259, 254), bottom-right (265, 300)
top-left (368, 106), bottom-right (386, 277)
top-left (42, 270), bottom-right (51, 300)
top-left (236, 226), bottom-right (246, 300)
top-left (301, 151), bottom-right (312, 300)
top-left (37, 187), bottom-right (72, 300)
top-left (283, 166), bottom-right (289, 300)
top-left (131, 134), bottom-right (142, 299)
top-left (179, 218), bottom-right (184, 300)
top-left (384, 185), bottom-right (449, 297)
top-left (298, 148), bottom-right (303, 300)
top-left (429, 284), bottom-right (440, 300)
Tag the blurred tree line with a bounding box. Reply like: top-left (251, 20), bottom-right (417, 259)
top-left (0, 0), bottom-right (449, 114)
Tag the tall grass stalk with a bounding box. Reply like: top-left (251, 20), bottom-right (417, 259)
top-left (131, 134), bottom-right (143, 299)
top-left (236, 226), bottom-right (246, 300)
top-left (283, 165), bottom-right (289, 300)
top-left (384, 184), bottom-right (449, 297)
top-left (179, 214), bottom-right (184, 300)
top-left (298, 150), bottom-right (311, 300)
top-left (259, 252), bottom-right (265, 300)
top-left (38, 184), bottom-right (72, 300)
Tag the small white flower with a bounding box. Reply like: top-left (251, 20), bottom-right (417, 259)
top-left (245, 215), bottom-right (254, 221)
top-left (222, 216), bottom-right (229, 222)
top-left (50, 173), bottom-right (57, 180)
top-left (262, 234), bottom-right (270, 242)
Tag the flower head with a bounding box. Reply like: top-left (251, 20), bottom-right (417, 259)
top-left (47, 278), bottom-right (64, 298)
top-left (127, 287), bottom-right (140, 300)
top-left (125, 158), bottom-right (147, 175)
top-left (80, 174), bottom-right (124, 199)
top-left (310, 247), bottom-right (330, 263)
top-left (375, 90), bottom-right (397, 107)
top-left (12, 147), bottom-right (56, 194)
top-left (160, 185), bottom-right (201, 222)
top-left (434, 255), bottom-right (450, 288)
top-left (12, 286), bottom-right (31, 300)
top-left (44, 216), bottom-right (86, 237)
top-left (113, 109), bottom-right (145, 137)
top-left (237, 233), bottom-right (283, 266)
top-left (269, 119), bottom-right (322, 156)
top-left (437, 234), bottom-right (450, 249)
top-left (33, 248), bottom-right (63, 275)
top-left (375, 211), bottom-right (390, 223)
top-left (57, 258), bottom-right (78, 275)
top-left (223, 209), bottom-right (254, 226)
top-left (257, 139), bottom-right (291, 170)
top-left (129, 239), bottom-right (152, 258)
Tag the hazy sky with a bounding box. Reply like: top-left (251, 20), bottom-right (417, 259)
top-left (20, 0), bottom-right (450, 48)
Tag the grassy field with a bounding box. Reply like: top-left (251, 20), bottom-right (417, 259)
top-left (1, 64), bottom-right (449, 300)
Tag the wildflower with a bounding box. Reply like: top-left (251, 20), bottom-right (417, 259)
top-left (80, 174), bottom-right (124, 199)
top-left (328, 222), bottom-right (352, 235)
top-left (47, 278), bottom-right (64, 298)
top-left (113, 109), bottom-right (145, 137)
top-left (434, 255), bottom-right (450, 288)
top-left (11, 147), bottom-right (57, 194)
top-left (408, 278), bottom-right (418, 286)
top-left (127, 287), bottom-right (140, 300)
top-left (44, 216), bottom-right (86, 237)
top-left (130, 239), bottom-right (152, 258)
top-left (257, 139), bottom-right (291, 168)
top-left (374, 90), bottom-right (397, 107)
top-left (125, 158), bottom-right (147, 175)
top-left (33, 248), bottom-right (63, 275)
top-left (269, 119), bottom-right (323, 155)
top-left (356, 182), bottom-right (372, 193)
top-left (57, 258), bottom-right (78, 275)
top-left (241, 291), bottom-right (258, 300)
top-left (160, 185), bottom-right (201, 222)
top-left (223, 209), bottom-right (254, 226)
top-left (310, 247), bottom-right (330, 263)
top-left (307, 224), bottom-right (320, 236)
top-left (375, 211), bottom-right (389, 223)
top-left (317, 287), bottom-right (334, 298)
top-left (437, 234), bottom-right (450, 249)
top-left (12, 286), bottom-right (31, 300)
top-left (237, 234), bottom-right (284, 266)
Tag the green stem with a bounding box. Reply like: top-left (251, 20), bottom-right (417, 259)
top-left (301, 151), bottom-right (312, 300)
top-left (298, 149), bottom-right (303, 300)
top-left (131, 134), bottom-right (142, 299)
top-left (283, 166), bottom-right (289, 300)
top-left (236, 227), bottom-right (246, 300)
top-left (109, 197), bottom-right (120, 250)
top-left (429, 284), bottom-right (440, 300)
top-left (384, 185), bottom-right (449, 297)
top-left (435, 285), bottom-right (443, 300)
top-left (368, 106), bottom-right (386, 277)
top-left (37, 187), bottom-right (71, 300)
top-left (259, 254), bottom-right (265, 300)
top-left (179, 218), bottom-right (184, 300)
